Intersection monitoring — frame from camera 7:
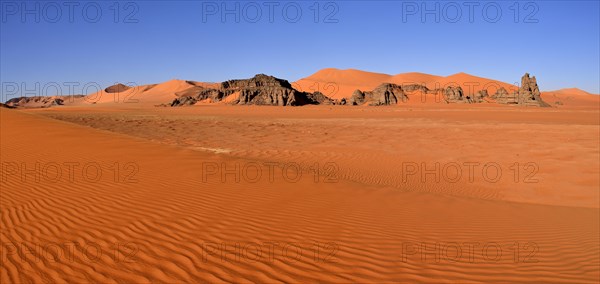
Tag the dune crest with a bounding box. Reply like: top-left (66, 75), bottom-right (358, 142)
top-left (294, 69), bottom-right (518, 100)
top-left (83, 79), bottom-right (219, 106)
top-left (542, 88), bottom-right (600, 107)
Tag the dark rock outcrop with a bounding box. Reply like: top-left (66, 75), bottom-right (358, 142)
top-left (369, 83), bottom-right (406, 105)
top-left (104, 83), bottom-right (131, 93)
top-left (401, 84), bottom-right (429, 93)
top-left (469, 90), bottom-right (488, 103)
top-left (306, 91), bottom-right (334, 105)
top-left (349, 90), bottom-right (365, 105)
top-left (4, 95), bottom-right (84, 108)
top-left (193, 88), bottom-right (235, 103)
top-left (237, 87), bottom-right (300, 106)
top-left (349, 83), bottom-right (407, 106)
top-left (221, 74), bottom-right (292, 90)
top-left (443, 86), bottom-right (464, 103)
top-left (169, 74), bottom-right (331, 107)
top-left (492, 87), bottom-right (517, 104)
top-left (170, 96), bottom-right (198, 106)
top-left (518, 73), bottom-right (549, 107)
top-left (490, 74), bottom-right (549, 107)
top-left (443, 86), bottom-right (487, 104)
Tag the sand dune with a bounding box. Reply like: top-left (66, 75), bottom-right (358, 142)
top-left (389, 72), bottom-right (444, 85)
top-left (543, 88), bottom-right (600, 108)
top-left (437, 72), bottom-right (517, 95)
top-left (293, 68), bottom-right (392, 100)
top-left (294, 69), bottom-right (519, 100)
top-left (389, 72), bottom-right (517, 97)
top-left (84, 80), bottom-right (219, 106)
top-left (301, 68), bottom-right (393, 86)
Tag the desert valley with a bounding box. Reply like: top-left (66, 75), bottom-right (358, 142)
top-left (1, 68), bottom-right (599, 282)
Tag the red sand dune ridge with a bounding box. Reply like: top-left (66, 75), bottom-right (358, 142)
top-left (294, 68), bottom-right (519, 99)
top-left (82, 80), bottom-right (220, 106)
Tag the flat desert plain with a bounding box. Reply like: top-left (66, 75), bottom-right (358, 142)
top-left (1, 100), bottom-right (598, 283)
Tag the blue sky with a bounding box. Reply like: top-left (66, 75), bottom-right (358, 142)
top-left (1, 1), bottom-right (599, 97)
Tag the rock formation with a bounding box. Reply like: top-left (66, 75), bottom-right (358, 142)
top-left (470, 90), bottom-right (488, 103)
top-left (306, 91), bottom-right (334, 105)
top-left (490, 74), bottom-right (549, 107)
top-left (170, 96), bottom-right (198, 106)
top-left (370, 83), bottom-right (406, 105)
top-left (221, 74), bottom-right (292, 89)
top-left (492, 87), bottom-right (517, 104)
top-left (349, 83), bottom-right (407, 106)
top-left (4, 95), bottom-right (84, 108)
top-left (104, 83), bottom-right (131, 93)
top-left (443, 86), bottom-right (464, 103)
top-left (441, 86), bottom-right (489, 104)
top-left (237, 87), bottom-right (299, 106)
top-left (518, 73), bottom-right (549, 107)
top-left (349, 90), bottom-right (365, 105)
top-left (169, 74), bottom-right (328, 106)
top-left (401, 84), bottom-right (429, 93)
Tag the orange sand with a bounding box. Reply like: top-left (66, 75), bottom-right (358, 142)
top-left (1, 102), bottom-right (598, 282)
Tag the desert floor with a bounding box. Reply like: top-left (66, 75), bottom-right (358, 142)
top-left (1, 104), bottom-right (599, 282)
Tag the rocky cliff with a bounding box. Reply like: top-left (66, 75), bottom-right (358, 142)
top-left (349, 83), bottom-right (408, 106)
top-left (170, 74), bottom-right (328, 106)
top-left (4, 95), bottom-right (85, 108)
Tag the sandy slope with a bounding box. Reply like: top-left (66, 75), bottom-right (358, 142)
top-left (435, 73), bottom-right (517, 95)
top-left (293, 68), bottom-right (392, 100)
top-left (83, 80), bottom-right (219, 106)
top-left (293, 68), bottom-right (517, 100)
top-left (543, 88), bottom-right (600, 108)
top-left (1, 106), bottom-right (598, 282)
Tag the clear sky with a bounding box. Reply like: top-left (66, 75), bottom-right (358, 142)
top-left (1, 0), bottom-right (599, 97)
